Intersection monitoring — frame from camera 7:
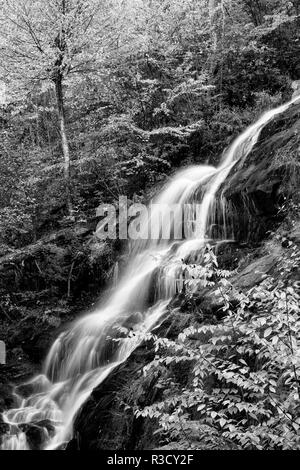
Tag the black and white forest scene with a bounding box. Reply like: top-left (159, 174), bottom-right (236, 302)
top-left (0, 0), bottom-right (300, 458)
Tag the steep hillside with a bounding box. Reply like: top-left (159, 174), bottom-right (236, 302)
top-left (1, 0), bottom-right (300, 452)
top-left (70, 100), bottom-right (300, 451)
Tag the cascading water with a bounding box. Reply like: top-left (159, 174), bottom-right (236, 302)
top-left (1, 96), bottom-right (299, 450)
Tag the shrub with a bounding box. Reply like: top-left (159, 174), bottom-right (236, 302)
top-left (136, 244), bottom-right (300, 450)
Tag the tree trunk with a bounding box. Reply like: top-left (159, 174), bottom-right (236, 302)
top-left (209, 0), bottom-right (218, 75)
top-left (209, 0), bottom-right (216, 13)
top-left (55, 76), bottom-right (72, 215)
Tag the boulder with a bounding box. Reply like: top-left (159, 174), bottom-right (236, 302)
top-left (20, 420), bottom-right (55, 450)
top-left (232, 254), bottom-right (277, 289)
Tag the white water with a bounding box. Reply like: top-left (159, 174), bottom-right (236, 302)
top-left (2, 96), bottom-right (299, 450)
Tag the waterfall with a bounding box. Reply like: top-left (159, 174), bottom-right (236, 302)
top-left (2, 96), bottom-right (299, 451)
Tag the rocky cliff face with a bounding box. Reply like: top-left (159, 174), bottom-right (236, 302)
top-left (221, 100), bottom-right (300, 242)
top-left (0, 223), bottom-right (120, 429)
top-left (70, 100), bottom-right (300, 450)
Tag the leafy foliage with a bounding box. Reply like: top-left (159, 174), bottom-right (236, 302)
top-left (136, 244), bottom-right (300, 450)
top-left (0, 0), bottom-right (299, 246)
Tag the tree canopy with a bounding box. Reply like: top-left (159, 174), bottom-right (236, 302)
top-left (0, 0), bottom-right (299, 247)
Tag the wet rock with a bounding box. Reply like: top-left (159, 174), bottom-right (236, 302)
top-left (288, 222), bottom-right (300, 244)
top-left (0, 380), bottom-right (14, 412)
top-left (73, 339), bottom-right (163, 450)
top-left (15, 375), bottom-right (50, 398)
top-left (282, 239), bottom-right (290, 248)
top-left (19, 420), bottom-right (55, 450)
top-left (16, 326), bottom-right (58, 365)
top-left (232, 254), bottom-right (277, 289)
top-left (221, 100), bottom-right (300, 243)
top-left (0, 414), bottom-right (10, 437)
top-left (19, 423), bottom-right (45, 450)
